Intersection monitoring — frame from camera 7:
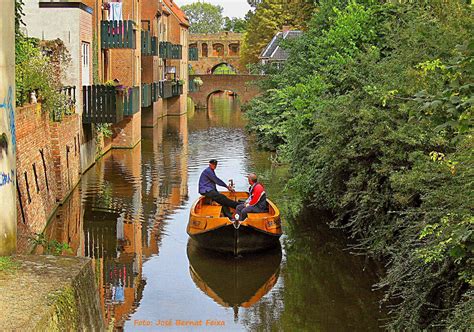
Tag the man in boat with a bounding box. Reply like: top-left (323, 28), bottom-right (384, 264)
top-left (199, 159), bottom-right (238, 218)
top-left (234, 173), bottom-right (268, 222)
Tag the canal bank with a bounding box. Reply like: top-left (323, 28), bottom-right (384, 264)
top-left (42, 94), bottom-right (385, 330)
top-left (0, 255), bottom-right (103, 331)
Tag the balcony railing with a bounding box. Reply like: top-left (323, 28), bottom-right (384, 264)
top-left (159, 42), bottom-right (182, 60)
top-left (151, 82), bottom-right (160, 102)
top-left (159, 80), bottom-right (173, 99)
top-left (82, 85), bottom-right (123, 124)
top-left (188, 79), bottom-right (199, 92)
top-left (141, 83), bottom-right (152, 107)
top-left (172, 82), bottom-right (184, 97)
top-left (189, 47), bottom-right (198, 61)
top-left (141, 31), bottom-right (158, 56)
top-left (101, 20), bottom-right (136, 49)
top-left (123, 86), bottom-right (140, 116)
top-left (59, 86), bottom-right (76, 105)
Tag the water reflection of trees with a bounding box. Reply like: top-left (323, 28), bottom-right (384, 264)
top-left (240, 212), bottom-right (385, 331)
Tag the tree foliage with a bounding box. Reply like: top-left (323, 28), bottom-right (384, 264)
top-left (15, 0), bottom-right (72, 121)
top-left (245, 0), bottom-right (473, 329)
top-left (182, 2), bottom-right (225, 34)
top-left (241, 0), bottom-right (316, 65)
top-left (223, 16), bottom-right (248, 32)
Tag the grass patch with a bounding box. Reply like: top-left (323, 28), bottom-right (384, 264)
top-left (0, 256), bottom-right (20, 273)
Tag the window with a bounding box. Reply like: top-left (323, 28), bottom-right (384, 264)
top-left (212, 43), bottom-right (224, 57)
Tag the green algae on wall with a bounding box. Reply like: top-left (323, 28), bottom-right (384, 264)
top-left (0, 255), bottom-right (105, 331)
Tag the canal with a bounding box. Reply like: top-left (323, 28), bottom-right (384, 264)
top-left (47, 93), bottom-right (384, 331)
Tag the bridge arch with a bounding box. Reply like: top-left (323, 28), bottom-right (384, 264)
top-left (211, 62), bottom-right (237, 74)
top-left (206, 89), bottom-right (239, 106)
top-left (188, 74), bottom-right (264, 109)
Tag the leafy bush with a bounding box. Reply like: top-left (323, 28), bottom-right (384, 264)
top-left (15, 1), bottom-right (72, 121)
top-left (245, 0), bottom-right (473, 329)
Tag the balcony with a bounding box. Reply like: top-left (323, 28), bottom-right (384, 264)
top-left (141, 83), bottom-right (152, 107)
top-left (100, 20), bottom-right (136, 49)
top-left (189, 47), bottom-right (198, 61)
top-left (159, 80), bottom-right (173, 99)
top-left (188, 79), bottom-right (199, 92)
top-left (142, 83), bottom-right (161, 107)
top-left (157, 80), bottom-right (184, 99)
top-left (151, 82), bottom-right (160, 102)
top-left (172, 82), bottom-right (184, 97)
top-left (141, 31), bottom-right (158, 56)
top-left (123, 86), bottom-right (140, 116)
top-left (82, 85), bottom-right (123, 124)
top-left (159, 42), bottom-right (182, 60)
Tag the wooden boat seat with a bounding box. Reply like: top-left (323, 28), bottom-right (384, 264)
top-left (247, 213), bottom-right (270, 219)
top-left (202, 197), bottom-right (222, 206)
top-left (200, 205), bottom-right (222, 217)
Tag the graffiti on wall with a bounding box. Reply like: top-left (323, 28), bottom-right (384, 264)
top-left (0, 86), bottom-right (16, 151)
top-left (0, 86), bottom-right (16, 188)
top-left (0, 170), bottom-right (15, 187)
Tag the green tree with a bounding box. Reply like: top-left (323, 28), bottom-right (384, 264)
top-left (223, 16), bottom-right (247, 32)
top-left (182, 2), bottom-right (224, 34)
top-left (245, 0), bottom-right (473, 329)
top-left (241, 0), bottom-right (316, 65)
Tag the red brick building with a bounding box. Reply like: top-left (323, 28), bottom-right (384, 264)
top-left (18, 0), bottom-right (190, 251)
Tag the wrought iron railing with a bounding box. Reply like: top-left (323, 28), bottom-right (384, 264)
top-left (100, 20), bottom-right (136, 49)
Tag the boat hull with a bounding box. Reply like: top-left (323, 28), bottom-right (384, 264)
top-left (187, 192), bottom-right (282, 255)
top-left (189, 224), bottom-right (281, 256)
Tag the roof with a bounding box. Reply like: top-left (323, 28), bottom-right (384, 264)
top-left (162, 0), bottom-right (190, 28)
top-left (259, 30), bottom-right (302, 61)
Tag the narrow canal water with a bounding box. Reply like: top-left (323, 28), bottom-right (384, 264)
top-left (48, 93), bottom-right (384, 331)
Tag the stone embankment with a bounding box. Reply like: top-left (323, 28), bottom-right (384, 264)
top-left (0, 255), bottom-right (104, 331)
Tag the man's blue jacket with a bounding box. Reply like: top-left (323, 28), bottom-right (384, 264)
top-left (198, 167), bottom-right (227, 194)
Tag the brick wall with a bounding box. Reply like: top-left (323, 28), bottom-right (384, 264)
top-left (42, 188), bottom-right (82, 256)
top-left (111, 112), bottom-right (142, 148)
top-left (50, 113), bottom-right (81, 201)
top-left (15, 104), bottom-right (81, 252)
top-left (16, 104), bottom-right (57, 250)
top-left (188, 74), bottom-right (263, 108)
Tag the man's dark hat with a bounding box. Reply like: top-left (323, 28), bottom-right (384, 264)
top-left (209, 159), bottom-right (218, 164)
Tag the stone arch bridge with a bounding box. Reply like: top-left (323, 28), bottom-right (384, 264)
top-left (188, 74), bottom-right (264, 109)
top-left (189, 32), bottom-right (246, 74)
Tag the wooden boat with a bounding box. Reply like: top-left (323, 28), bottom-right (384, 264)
top-left (187, 242), bottom-right (281, 316)
top-left (187, 191), bottom-right (282, 255)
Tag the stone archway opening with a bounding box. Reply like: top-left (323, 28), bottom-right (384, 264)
top-left (206, 89), bottom-right (240, 110)
top-left (202, 43), bottom-right (208, 57)
top-left (211, 63), bottom-right (237, 75)
top-left (212, 43), bottom-right (224, 57)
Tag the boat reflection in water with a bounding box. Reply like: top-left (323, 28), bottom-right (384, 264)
top-left (187, 240), bottom-right (282, 320)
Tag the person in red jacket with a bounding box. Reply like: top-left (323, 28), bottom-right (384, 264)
top-left (234, 173), bottom-right (268, 222)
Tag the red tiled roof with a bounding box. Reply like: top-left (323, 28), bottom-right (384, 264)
top-left (162, 0), bottom-right (190, 27)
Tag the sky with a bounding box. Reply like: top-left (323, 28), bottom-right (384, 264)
top-left (176, 0), bottom-right (252, 18)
